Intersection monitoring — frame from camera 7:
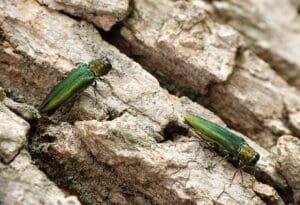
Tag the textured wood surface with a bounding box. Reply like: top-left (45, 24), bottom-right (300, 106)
top-left (0, 0), bottom-right (299, 204)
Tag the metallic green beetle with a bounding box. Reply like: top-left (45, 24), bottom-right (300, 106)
top-left (39, 57), bottom-right (112, 114)
top-left (184, 113), bottom-right (259, 167)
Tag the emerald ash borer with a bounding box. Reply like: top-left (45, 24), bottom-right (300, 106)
top-left (184, 113), bottom-right (259, 167)
top-left (39, 57), bottom-right (112, 114)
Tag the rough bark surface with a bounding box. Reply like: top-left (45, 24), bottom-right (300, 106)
top-left (0, 149), bottom-right (81, 205)
top-left (210, 0), bottom-right (300, 88)
top-left (117, 0), bottom-right (300, 149)
top-left (0, 96), bottom-right (30, 163)
top-left (37, 0), bottom-right (130, 31)
top-left (276, 135), bottom-right (300, 203)
top-left (0, 0), bottom-right (299, 205)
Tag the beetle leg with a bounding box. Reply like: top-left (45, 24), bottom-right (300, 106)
top-left (209, 154), bottom-right (230, 171)
top-left (57, 97), bottom-right (78, 121)
top-left (230, 168), bottom-right (239, 185)
top-left (92, 80), bottom-right (98, 106)
top-left (216, 184), bottom-right (227, 201)
top-left (230, 164), bottom-right (245, 186)
top-left (240, 167), bottom-right (244, 185)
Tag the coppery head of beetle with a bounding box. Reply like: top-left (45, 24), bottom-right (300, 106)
top-left (89, 57), bottom-right (112, 77)
top-left (238, 143), bottom-right (260, 166)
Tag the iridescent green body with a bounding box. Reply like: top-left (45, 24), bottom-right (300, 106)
top-left (184, 113), bottom-right (259, 166)
top-left (39, 58), bottom-right (112, 114)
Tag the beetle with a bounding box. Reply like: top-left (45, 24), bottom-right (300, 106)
top-left (39, 57), bottom-right (112, 114)
top-left (184, 113), bottom-right (260, 167)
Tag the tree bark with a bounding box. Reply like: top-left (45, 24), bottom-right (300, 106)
top-left (0, 0), bottom-right (299, 204)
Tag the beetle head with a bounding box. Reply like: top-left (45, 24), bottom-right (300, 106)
top-left (238, 143), bottom-right (260, 166)
top-left (89, 57), bottom-right (112, 77)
